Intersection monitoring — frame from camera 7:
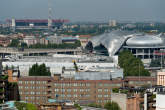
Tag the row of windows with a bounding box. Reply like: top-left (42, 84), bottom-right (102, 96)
top-left (20, 92), bottom-right (47, 95)
top-left (54, 83), bottom-right (91, 87)
top-left (60, 94), bottom-right (91, 98)
top-left (19, 81), bottom-right (47, 84)
top-left (98, 100), bottom-right (110, 103)
top-left (19, 86), bottom-right (47, 89)
top-left (98, 94), bottom-right (110, 98)
top-left (24, 96), bottom-right (47, 100)
top-left (55, 89), bottom-right (90, 92)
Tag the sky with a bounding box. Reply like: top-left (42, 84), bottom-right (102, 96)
top-left (0, 0), bottom-right (165, 22)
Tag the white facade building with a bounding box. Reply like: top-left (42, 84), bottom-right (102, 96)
top-left (156, 93), bottom-right (165, 110)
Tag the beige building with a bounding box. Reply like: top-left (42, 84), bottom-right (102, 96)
top-left (157, 71), bottom-right (165, 86)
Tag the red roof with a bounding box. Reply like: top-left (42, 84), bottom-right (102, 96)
top-left (79, 35), bottom-right (91, 38)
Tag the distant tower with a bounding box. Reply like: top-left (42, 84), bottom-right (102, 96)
top-left (11, 18), bottom-right (16, 31)
top-left (109, 20), bottom-right (116, 27)
top-left (48, 0), bottom-right (52, 29)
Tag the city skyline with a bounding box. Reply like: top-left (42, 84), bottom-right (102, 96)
top-left (0, 0), bottom-right (165, 22)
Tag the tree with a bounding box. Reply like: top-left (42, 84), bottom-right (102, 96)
top-left (14, 101), bottom-right (37, 110)
top-left (29, 63), bottom-right (51, 76)
top-left (118, 50), bottom-right (150, 76)
top-left (104, 101), bottom-right (121, 110)
top-left (85, 41), bottom-right (93, 53)
top-left (150, 59), bottom-right (162, 67)
top-left (9, 39), bottom-right (20, 47)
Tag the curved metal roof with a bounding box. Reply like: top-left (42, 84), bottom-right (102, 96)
top-left (90, 30), bottom-right (135, 57)
top-left (90, 30), bottom-right (165, 57)
top-left (126, 35), bottom-right (164, 47)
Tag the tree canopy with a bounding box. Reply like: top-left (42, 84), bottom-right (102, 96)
top-left (29, 63), bottom-right (51, 76)
top-left (85, 41), bottom-right (93, 53)
top-left (118, 50), bottom-right (150, 76)
top-left (104, 101), bottom-right (121, 110)
top-left (9, 39), bottom-right (20, 47)
top-left (14, 101), bottom-right (37, 110)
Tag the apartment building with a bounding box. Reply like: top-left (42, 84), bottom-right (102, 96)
top-left (18, 76), bottom-right (123, 106)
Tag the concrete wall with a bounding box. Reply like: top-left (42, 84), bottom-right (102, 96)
top-left (111, 93), bottom-right (127, 110)
top-left (156, 94), bottom-right (165, 110)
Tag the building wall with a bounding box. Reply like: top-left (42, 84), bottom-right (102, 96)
top-left (156, 94), bottom-right (165, 110)
top-left (127, 94), bottom-right (140, 110)
top-left (7, 70), bottom-right (18, 83)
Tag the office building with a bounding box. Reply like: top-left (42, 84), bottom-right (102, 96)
top-left (18, 76), bottom-right (123, 106)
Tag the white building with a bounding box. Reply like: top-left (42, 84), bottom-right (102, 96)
top-left (156, 93), bottom-right (165, 110)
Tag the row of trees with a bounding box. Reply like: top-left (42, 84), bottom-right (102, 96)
top-left (29, 63), bottom-right (51, 76)
top-left (119, 50), bottom-right (150, 76)
top-left (9, 39), bottom-right (81, 49)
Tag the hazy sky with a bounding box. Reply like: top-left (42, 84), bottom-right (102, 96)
top-left (0, 0), bottom-right (165, 22)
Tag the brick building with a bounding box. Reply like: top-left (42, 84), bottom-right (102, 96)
top-left (18, 76), bottom-right (123, 106)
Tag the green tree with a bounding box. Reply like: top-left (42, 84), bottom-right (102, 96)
top-left (14, 102), bottom-right (37, 110)
top-left (104, 101), bottom-right (121, 110)
top-left (9, 39), bottom-right (20, 47)
top-left (118, 50), bottom-right (150, 76)
top-left (85, 41), bottom-right (93, 53)
top-left (29, 63), bottom-right (51, 76)
top-left (150, 59), bottom-right (161, 67)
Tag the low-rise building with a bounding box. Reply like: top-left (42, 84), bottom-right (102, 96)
top-left (23, 36), bottom-right (37, 46)
top-left (0, 35), bottom-right (10, 47)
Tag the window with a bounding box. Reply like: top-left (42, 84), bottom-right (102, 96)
top-left (61, 94), bottom-right (65, 97)
top-left (67, 94), bottom-right (71, 97)
top-left (80, 89), bottom-right (84, 92)
top-left (67, 89), bottom-right (71, 92)
top-left (86, 83), bottom-right (90, 86)
top-left (86, 89), bottom-right (90, 92)
top-left (98, 95), bottom-right (102, 97)
top-left (98, 83), bottom-right (103, 86)
top-left (98, 89), bottom-right (102, 92)
top-left (73, 83), bottom-right (77, 86)
top-left (74, 94), bottom-right (77, 97)
top-left (104, 84), bottom-right (109, 87)
top-left (104, 95), bottom-right (109, 97)
top-left (104, 89), bottom-right (108, 92)
top-left (61, 89), bottom-right (65, 92)
top-left (74, 89), bottom-right (77, 92)
top-left (19, 81), bottom-right (22, 84)
top-left (55, 89), bottom-right (59, 92)
top-left (98, 100), bottom-right (102, 103)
